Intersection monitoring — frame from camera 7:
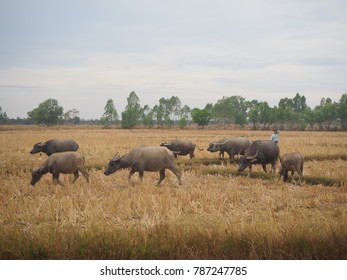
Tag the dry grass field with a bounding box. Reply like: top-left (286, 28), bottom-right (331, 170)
top-left (0, 126), bottom-right (346, 259)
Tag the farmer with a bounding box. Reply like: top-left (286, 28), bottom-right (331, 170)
top-left (271, 129), bottom-right (279, 144)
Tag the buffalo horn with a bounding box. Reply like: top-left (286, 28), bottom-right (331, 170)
top-left (246, 150), bottom-right (258, 160)
top-left (112, 153), bottom-right (121, 161)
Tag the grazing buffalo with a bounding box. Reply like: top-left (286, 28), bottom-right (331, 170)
top-left (30, 139), bottom-right (79, 156)
top-left (238, 140), bottom-right (279, 176)
top-left (31, 151), bottom-right (89, 186)
top-left (104, 146), bottom-right (182, 186)
top-left (160, 139), bottom-right (203, 159)
top-left (207, 137), bottom-right (251, 163)
top-left (279, 152), bottom-right (304, 185)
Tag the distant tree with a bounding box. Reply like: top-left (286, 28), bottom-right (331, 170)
top-left (212, 95), bottom-right (247, 126)
top-left (292, 93), bottom-right (307, 113)
top-left (168, 96), bottom-right (182, 122)
top-left (121, 91), bottom-right (142, 128)
top-left (303, 107), bottom-right (316, 130)
top-left (246, 100), bottom-right (259, 129)
top-left (257, 102), bottom-right (272, 128)
top-left (142, 105), bottom-right (155, 128)
top-left (314, 97), bottom-right (338, 129)
top-left (338, 94), bottom-right (347, 128)
top-left (0, 106), bottom-right (9, 124)
top-left (153, 96), bottom-right (182, 126)
top-left (27, 99), bottom-right (63, 125)
top-left (63, 108), bottom-right (80, 124)
top-left (191, 107), bottom-right (211, 128)
top-left (100, 99), bottom-right (118, 128)
top-left (178, 104), bottom-right (191, 129)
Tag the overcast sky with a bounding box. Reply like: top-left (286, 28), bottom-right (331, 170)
top-left (1, 0), bottom-right (346, 119)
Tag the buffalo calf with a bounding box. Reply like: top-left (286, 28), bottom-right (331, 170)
top-left (31, 151), bottom-right (89, 186)
top-left (279, 152), bottom-right (304, 185)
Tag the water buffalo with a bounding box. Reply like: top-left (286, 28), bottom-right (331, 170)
top-left (207, 137), bottom-right (251, 163)
top-left (238, 140), bottom-right (279, 176)
top-left (104, 146), bottom-right (182, 186)
top-left (30, 151), bottom-right (89, 186)
top-left (30, 139), bottom-right (79, 156)
top-left (279, 152), bottom-right (304, 185)
top-left (160, 139), bottom-right (203, 159)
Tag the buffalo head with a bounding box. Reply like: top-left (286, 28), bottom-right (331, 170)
top-left (207, 141), bottom-right (226, 152)
top-left (237, 150), bottom-right (258, 172)
top-left (30, 142), bottom-right (47, 155)
top-left (30, 168), bottom-right (44, 185)
top-left (104, 153), bottom-right (126, 176)
top-left (278, 167), bottom-right (289, 182)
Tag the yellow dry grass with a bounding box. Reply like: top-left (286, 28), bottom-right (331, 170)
top-left (0, 126), bottom-right (346, 259)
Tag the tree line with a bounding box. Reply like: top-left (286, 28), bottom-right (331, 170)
top-left (1, 92), bottom-right (346, 130)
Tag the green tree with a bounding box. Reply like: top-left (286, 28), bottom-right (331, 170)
top-left (121, 91), bottom-right (142, 128)
top-left (191, 107), bottom-right (211, 128)
top-left (27, 99), bottom-right (63, 125)
top-left (101, 99), bottom-right (118, 128)
top-left (258, 102), bottom-right (272, 128)
top-left (0, 106), bottom-right (9, 124)
top-left (212, 95), bottom-right (247, 126)
top-left (292, 93), bottom-right (307, 113)
top-left (337, 94), bottom-right (347, 129)
top-left (142, 105), bottom-right (155, 128)
top-left (178, 104), bottom-right (191, 129)
top-left (63, 108), bottom-right (80, 124)
top-left (304, 107), bottom-right (316, 130)
top-left (314, 97), bottom-right (338, 129)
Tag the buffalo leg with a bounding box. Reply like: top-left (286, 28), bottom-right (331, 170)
top-left (298, 168), bottom-right (303, 186)
top-left (72, 171), bottom-right (79, 184)
top-left (128, 169), bottom-right (136, 182)
top-left (139, 170), bottom-right (144, 183)
top-left (291, 171), bottom-right (296, 185)
top-left (298, 173), bottom-right (302, 186)
top-left (219, 151), bottom-right (224, 160)
top-left (262, 163), bottom-right (267, 173)
top-left (78, 167), bottom-right (90, 183)
top-left (270, 163), bottom-right (276, 173)
top-left (157, 169), bottom-right (166, 185)
top-left (53, 173), bottom-right (64, 186)
top-left (248, 165), bottom-right (252, 177)
top-left (169, 166), bottom-right (182, 185)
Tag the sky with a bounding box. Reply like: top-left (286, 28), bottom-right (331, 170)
top-left (0, 0), bottom-right (346, 120)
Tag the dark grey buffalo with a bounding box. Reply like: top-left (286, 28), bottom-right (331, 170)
top-left (160, 139), bottom-right (203, 159)
top-left (104, 146), bottom-right (182, 186)
top-left (238, 140), bottom-right (279, 176)
top-left (279, 152), bottom-right (304, 185)
top-left (207, 137), bottom-right (251, 163)
top-left (30, 139), bottom-right (79, 156)
top-left (31, 151), bottom-right (89, 186)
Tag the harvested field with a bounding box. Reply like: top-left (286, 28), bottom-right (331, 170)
top-left (0, 127), bottom-right (346, 259)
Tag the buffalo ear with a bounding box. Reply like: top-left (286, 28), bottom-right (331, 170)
top-left (37, 142), bottom-right (46, 147)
